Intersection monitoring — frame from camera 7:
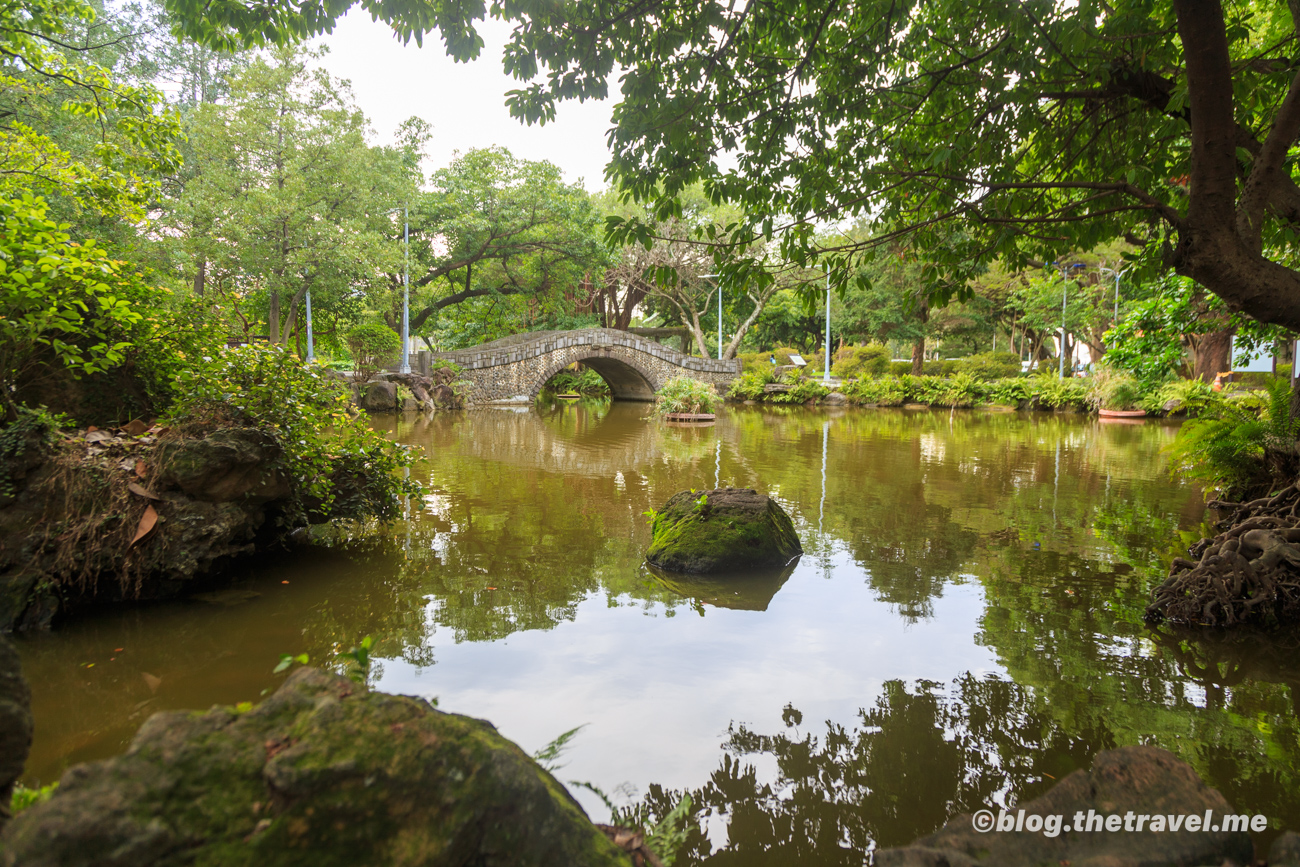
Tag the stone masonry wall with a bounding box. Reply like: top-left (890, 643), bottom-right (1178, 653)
top-left (418, 329), bottom-right (741, 404)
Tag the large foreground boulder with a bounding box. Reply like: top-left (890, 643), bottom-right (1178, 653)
top-left (0, 636), bottom-right (31, 831)
top-left (0, 668), bottom-right (628, 867)
top-left (875, 745), bottom-right (1256, 867)
top-left (645, 488), bottom-right (802, 573)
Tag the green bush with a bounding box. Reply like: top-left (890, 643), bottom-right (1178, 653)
top-left (655, 376), bottom-right (719, 415)
top-left (841, 375), bottom-right (907, 406)
top-left (985, 378), bottom-right (1031, 407)
top-left (1087, 367), bottom-right (1145, 411)
top-left (832, 344), bottom-right (891, 379)
top-left (169, 345), bottom-right (419, 522)
top-left (954, 351), bottom-right (1022, 381)
top-left (1149, 378), bottom-right (1223, 417)
top-left (905, 373), bottom-right (982, 407)
top-left (0, 193), bottom-right (219, 424)
top-left (728, 369), bottom-right (775, 400)
top-left (1168, 377), bottom-right (1300, 500)
top-left (1033, 374), bottom-right (1089, 410)
top-left (768, 376), bottom-right (830, 404)
top-left (545, 367), bottom-right (611, 396)
top-left (345, 322), bottom-right (401, 381)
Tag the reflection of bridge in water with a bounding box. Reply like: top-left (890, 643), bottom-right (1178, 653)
top-left (443, 403), bottom-right (720, 477)
top-left (415, 328), bottom-right (740, 404)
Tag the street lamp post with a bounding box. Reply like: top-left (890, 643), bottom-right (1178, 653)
top-left (1101, 265), bottom-right (1130, 324)
top-left (824, 263), bottom-right (832, 383)
top-left (304, 288), bottom-right (315, 362)
top-left (400, 206), bottom-right (410, 374)
top-left (385, 206), bottom-right (411, 374)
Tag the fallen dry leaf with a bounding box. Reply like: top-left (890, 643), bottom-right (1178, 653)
top-left (86, 425), bottom-right (99, 433)
top-left (127, 482), bottom-right (161, 501)
top-left (84, 430), bottom-right (113, 443)
top-left (134, 460), bottom-right (147, 478)
top-left (142, 672), bottom-right (161, 693)
top-left (130, 504), bottom-right (159, 547)
top-left (123, 419), bottom-right (149, 436)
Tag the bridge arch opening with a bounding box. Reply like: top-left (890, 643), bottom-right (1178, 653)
top-left (536, 356), bottom-right (658, 402)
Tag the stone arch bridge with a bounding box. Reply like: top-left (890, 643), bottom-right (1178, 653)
top-left (415, 329), bottom-right (741, 404)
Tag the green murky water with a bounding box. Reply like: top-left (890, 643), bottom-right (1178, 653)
top-left (14, 403), bottom-right (1300, 863)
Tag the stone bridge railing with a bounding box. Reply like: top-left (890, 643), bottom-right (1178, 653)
top-left (413, 328), bottom-right (741, 404)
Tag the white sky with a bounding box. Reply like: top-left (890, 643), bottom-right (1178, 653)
top-left (311, 11), bottom-right (620, 192)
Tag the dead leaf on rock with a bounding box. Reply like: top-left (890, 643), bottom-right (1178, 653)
top-left (142, 672), bottom-right (161, 693)
top-left (131, 504), bottom-right (159, 547)
top-left (128, 482), bottom-right (161, 501)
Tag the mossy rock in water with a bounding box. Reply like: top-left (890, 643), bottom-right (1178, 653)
top-left (0, 668), bottom-right (628, 867)
top-left (646, 488), bottom-right (802, 573)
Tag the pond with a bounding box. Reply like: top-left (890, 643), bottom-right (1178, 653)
top-left (14, 402), bottom-right (1300, 863)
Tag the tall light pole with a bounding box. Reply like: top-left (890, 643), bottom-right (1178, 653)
top-left (1101, 265), bottom-right (1130, 324)
top-left (386, 206), bottom-right (411, 373)
top-left (718, 279), bottom-right (724, 360)
top-left (823, 264), bottom-right (832, 383)
top-left (304, 287), bottom-right (315, 362)
top-left (401, 205), bottom-right (410, 374)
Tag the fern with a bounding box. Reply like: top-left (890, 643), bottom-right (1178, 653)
top-left (1167, 378), bottom-right (1300, 500)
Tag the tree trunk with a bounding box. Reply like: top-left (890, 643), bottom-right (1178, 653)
top-left (193, 259), bottom-right (206, 298)
top-left (1190, 327), bottom-right (1234, 382)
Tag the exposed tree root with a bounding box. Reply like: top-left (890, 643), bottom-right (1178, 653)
top-left (1146, 482), bottom-right (1300, 626)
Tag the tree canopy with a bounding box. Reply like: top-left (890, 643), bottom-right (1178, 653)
top-left (163, 0), bottom-right (1300, 332)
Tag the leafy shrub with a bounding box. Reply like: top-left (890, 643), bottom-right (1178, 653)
top-left (728, 369), bottom-right (775, 400)
top-left (954, 351), bottom-right (1022, 381)
top-left (655, 376), bottom-right (719, 415)
top-left (345, 322), bottom-right (401, 381)
top-left (889, 361), bottom-right (914, 376)
top-left (841, 375), bottom-right (907, 406)
top-left (1033, 374), bottom-right (1089, 410)
top-left (906, 372), bottom-right (982, 407)
top-left (1149, 378), bottom-right (1223, 417)
top-left (832, 344), bottom-right (891, 379)
top-left (0, 193), bottom-right (214, 424)
top-left (1167, 377), bottom-right (1300, 500)
top-left (1087, 367), bottom-right (1145, 411)
top-left (169, 345), bottom-right (418, 522)
top-left (768, 376), bottom-right (830, 404)
top-left (546, 367), bottom-right (611, 396)
top-left (985, 378), bottom-right (1031, 407)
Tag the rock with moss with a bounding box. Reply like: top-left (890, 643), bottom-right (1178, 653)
top-left (645, 488), bottom-right (802, 573)
top-left (874, 745), bottom-right (1254, 867)
top-left (0, 667), bottom-right (629, 867)
top-left (0, 636), bottom-right (31, 831)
